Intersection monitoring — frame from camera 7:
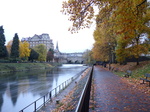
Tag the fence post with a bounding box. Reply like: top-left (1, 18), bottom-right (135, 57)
top-left (65, 81), bottom-right (66, 87)
top-left (43, 96), bottom-right (46, 106)
top-left (66, 80), bottom-right (68, 85)
top-left (62, 83), bottom-right (63, 89)
top-left (34, 101), bottom-right (36, 112)
top-left (55, 88), bottom-right (57, 96)
top-left (49, 92), bottom-right (52, 101)
top-left (59, 85), bottom-right (61, 91)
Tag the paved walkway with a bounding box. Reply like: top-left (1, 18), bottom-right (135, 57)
top-left (92, 65), bottom-right (150, 112)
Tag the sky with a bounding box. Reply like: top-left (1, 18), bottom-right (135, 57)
top-left (0, 0), bottom-right (95, 53)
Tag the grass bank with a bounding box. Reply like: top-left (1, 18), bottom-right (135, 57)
top-left (0, 63), bottom-right (54, 73)
top-left (110, 61), bottom-right (150, 79)
top-left (104, 61), bottom-right (150, 94)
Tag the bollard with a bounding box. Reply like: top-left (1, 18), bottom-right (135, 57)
top-left (49, 92), bottom-right (52, 101)
top-left (56, 99), bottom-right (60, 104)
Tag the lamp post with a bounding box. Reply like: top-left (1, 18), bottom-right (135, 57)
top-left (108, 43), bottom-right (111, 70)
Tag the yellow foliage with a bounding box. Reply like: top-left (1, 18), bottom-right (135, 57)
top-left (19, 41), bottom-right (31, 59)
top-left (62, 0), bottom-right (150, 63)
top-left (6, 40), bottom-right (13, 56)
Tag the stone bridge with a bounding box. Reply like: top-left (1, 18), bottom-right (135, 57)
top-left (54, 52), bottom-right (85, 64)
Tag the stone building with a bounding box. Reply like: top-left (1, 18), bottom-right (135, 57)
top-left (21, 33), bottom-right (54, 51)
top-left (53, 42), bottom-right (84, 63)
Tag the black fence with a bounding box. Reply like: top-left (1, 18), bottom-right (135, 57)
top-left (126, 56), bottom-right (150, 62)
top-left (19, 67), bottom-right (88, 112)
top-left (75, 66), bottom-right (94, 112)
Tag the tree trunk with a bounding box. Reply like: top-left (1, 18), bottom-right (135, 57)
top-left (136, 58), bottom-right (139, 65)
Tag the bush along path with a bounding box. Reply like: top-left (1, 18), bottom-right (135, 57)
top-left (90, 66), bottom-right (150, 112)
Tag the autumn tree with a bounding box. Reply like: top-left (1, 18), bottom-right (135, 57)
top-left (46, 48), bottom-right (54, 62)
top-left (19, 41), bottom-right (31, 60)
top-left (6, 40), bottom-right (13, 57)
top-left (62, 0), bottom-right (122, 32)
top-left (62, 0), bottom-right (150, 65)
top-left (92, 8), bottom-right (117, 62)
top-left (114, 0), bottom-right (150, 65)
top-left (34, 44), bottom-right (47, 61)
top-left (0, 26), bottom-right (8, 58)
top-left (92, 28), bottom-right (109, 61)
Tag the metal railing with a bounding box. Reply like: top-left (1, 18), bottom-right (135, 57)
top-left (19, 67), bottom-right (88, 112)
top-left (75, 66), bottom-right (94, 112)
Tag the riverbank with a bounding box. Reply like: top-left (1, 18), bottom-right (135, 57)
top-left (0, 63), bottom-right (57, 73)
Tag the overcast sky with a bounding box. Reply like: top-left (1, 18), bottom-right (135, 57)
top-left (0, 0), bottom-right (95, 53)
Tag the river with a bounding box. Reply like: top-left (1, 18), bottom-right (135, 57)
top-left (0, 64), bottom-right (87, 112)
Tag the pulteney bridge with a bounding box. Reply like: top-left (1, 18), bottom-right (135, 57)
top-left (54, 52), bottom-right (85, 64)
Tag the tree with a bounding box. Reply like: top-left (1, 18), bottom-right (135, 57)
top-left (6, 40), bottom-right (13, 56)
top-left (62, 0), bottom-right (150, 65)
top-left (0, 26), bottom-right (8, 58)
top-left (10, 33), bottom-right (19, 58)
top-left (34, 44), bottom-right (47, 61)
top-left (92, 10), bottom-right (117, 62)
top-left (113, 0), bottom-right (150, 65)
top-left (28, 48), bottom-right (39, 62)
top-left (62, 0), bottom-right (150, 31)
top-left (46, 48), bottom-right (54, 62)
top-left (19, 41), bottom-right (31, 60)
top-left (83, 49), bottom-right (95, 65)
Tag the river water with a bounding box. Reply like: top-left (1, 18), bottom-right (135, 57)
top-left (0, 64), bottom-right (87, 112)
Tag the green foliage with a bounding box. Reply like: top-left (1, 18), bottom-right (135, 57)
top-left (132, 63), bottom-right (150, 78)
top-left (28, 49), bottom-right (39, 62)
top-left (83, 49), bottom-right (95, 65)
top-left (10, 33), bottom-right (19, 58)
top-left (0, 26), bottom-right (8, 58)
top-left (34, 44), bottom-right (47, 61)
top-left (0, 63), bottom-right (53, 73)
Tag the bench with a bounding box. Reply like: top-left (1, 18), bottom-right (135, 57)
top-left (124, 70), bottom-right (132, 77)
top-left (140, 73), bottom-right (150, 87)
top-left (114, 68), bottom-right (119, 72)
top-left (56, 99), bottom-right (60, 104)
top-left (111, 67), bottom-right (118, 72)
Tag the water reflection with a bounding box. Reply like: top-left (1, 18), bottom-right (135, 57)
top-left (0, 64), bottom-right (87, 112)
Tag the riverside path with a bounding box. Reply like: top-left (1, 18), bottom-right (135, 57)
top-left (91, 65), bottom-right (150, 112)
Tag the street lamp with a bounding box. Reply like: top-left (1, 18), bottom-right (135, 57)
top-left (108, 43), bottom-right (112, 70)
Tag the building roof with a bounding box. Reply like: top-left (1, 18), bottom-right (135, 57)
top-left (21, 33), bottom-right (51, 41)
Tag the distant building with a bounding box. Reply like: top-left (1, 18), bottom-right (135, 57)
top-left (21, 33), bottom-right (54, 51)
